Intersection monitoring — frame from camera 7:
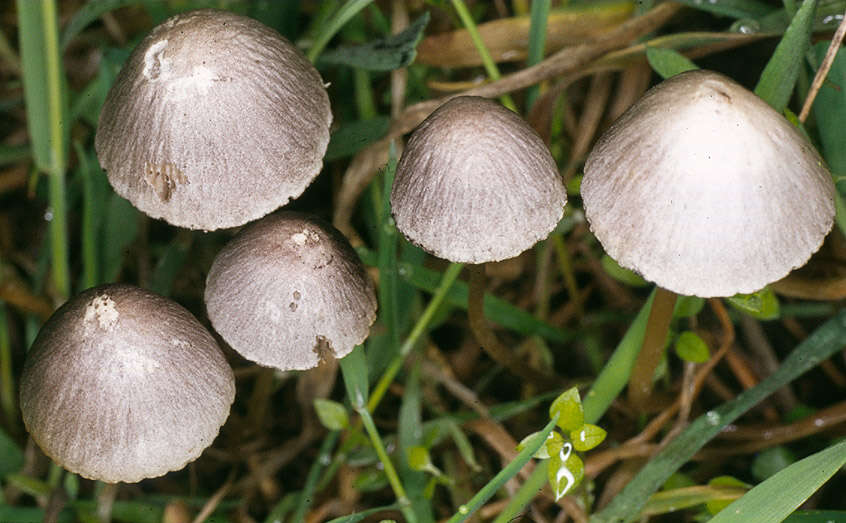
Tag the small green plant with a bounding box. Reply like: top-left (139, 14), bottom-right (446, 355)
top-left (519, 387), bottom-right (607, 500)
top-left (407, 445), bottom-right (453, 498)
top-left (727, 287), bottom-right (780, 320)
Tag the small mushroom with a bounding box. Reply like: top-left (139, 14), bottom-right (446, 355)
top-left (204, 211), bottom-right (377, 371)
top-left (20, 284), bottom-right (235, 483)
top-left (95, 9), bottom-right (332, 231)
top-left (391, 96), bottom-right (568, 264)
top-left (390, 96), bottom-right (567, 387)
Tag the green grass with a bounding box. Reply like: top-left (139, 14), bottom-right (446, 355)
top-left (3, 1), bottom-right (846, 522)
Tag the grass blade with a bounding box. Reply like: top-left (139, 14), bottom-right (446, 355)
top-left (341, 348), bottom-right (417, 521)
top-left (289, 431), bottom-right (339, 523)
top-left (591, 309), bottom-right (846, 522)
top-left (377, 146), bottom-right (400, 355)
top-left (101, 195), bottom-right (138, 282)
top-left (582, 289), bottom-right (655, 424)
top-left (340, 345), bottom-right (370, 408)
top-left (60, 0), bottom-right (139, 49)
top-left (73, 141), bottom-right (104, 289)
top-left (710, 439), bottom-right (846, 522)
top-left (755, 0), bottom-right (819, 112)
top-left (0, 426), bottom-right (23, 477)
top-left (812, 40), bottom-right (846, 176)
top-left (447, 417), bottom-right (559, 523)
top-left (0, 145), bottom-right (30, 166)
top-left (784, 512), bottom-right (846, 522)
top-left (149, 234), bottom-right (191, 297)
top-left (17, 0), bottom-right (70, 299)
top-left (672, 0), bottom-right (774, 18)
top-left (326, 504), bottom-right (400, 523)
top-left (646, 47), bottom-right (698, 79)
top-left (16, 1), bottom-right (49, 174)
top-left (0, 305), bottom-right (18, 433)
top-left (641, 485), bottom-right (745, 517)
top-left (450, 0), bottom-right (517, 110)
top-left (307, 0), bottom-right (374, 63)
top-left (325, 117), bottom-right (390, 161)
top-left (492, 461), bottom-right (548, 523)
top-left (526, 0), bottom-right (550, 108)
top-left (397, 363), bottom-right (434, 522)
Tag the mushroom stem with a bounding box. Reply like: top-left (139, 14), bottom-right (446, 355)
top-left (96, 482), bottom-right (118, 523)
top-left (467, 264), bottom-right (563, 389)
top-left (628, 286), bottom-right (677, 411)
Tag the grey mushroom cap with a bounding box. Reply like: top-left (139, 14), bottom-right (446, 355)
top-left (95, 9), bottom-right (332, 231)
top-left (582, 69), bottom-right (835, 298)
top-left (390, 96), bottom-right (567, 263)
top-left (204, 211), bottom-right (377, 371)
top-left (20, 284), bottom-right (235, 483)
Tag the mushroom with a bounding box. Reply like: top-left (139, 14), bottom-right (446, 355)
top-left (95, 9), bottom-right (332, 231)
top-left (581, 69), bottom-right (835, 408)
top-left (390, 96), bottom-right (567, 387)
top-left (391, 96), bottom-right (567, 264)
top-left (204, 211), bottom-right (377, 371)
top-left (20, 284), bottom-right (235, 483)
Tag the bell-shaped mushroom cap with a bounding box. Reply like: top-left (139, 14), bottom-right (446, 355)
top-left (95, 9), bottom-right (332, 231)
top-left (20, 284), bottom-right (235, 483)
top-left (204, 211), bottom-right (377, 371)
top-left (582, 69), bottom-right (835, 298)
top-left (391, 96), bottom-right (567, 263)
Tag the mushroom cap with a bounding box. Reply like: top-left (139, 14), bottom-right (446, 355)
top-left (390, 96), bottom-right (567, 263)
top-left (582, 70), bottom-right (835, 298)
top-left (204, 211), bottom-right (377, 371)
top-left (20, 284), bottom-right (235, 483)
top-left (95, 9), bottom-right (332, 230)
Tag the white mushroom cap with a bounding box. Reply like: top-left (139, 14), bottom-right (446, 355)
top-left (204, 211), bottom-right (377, 371)
top-left (391, 96), bottom-right (567, 263)
top-left (582, 69), bottom-right (835, 298)
top-left (20, 284), bottom-right (235, 483)
top-left (95, 9), bottom-right (332, 230)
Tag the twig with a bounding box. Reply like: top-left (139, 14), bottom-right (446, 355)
top-left (699, 400), bottom-right (846, 458)
top-left (390, 0), bottom-right (409, 119)
top-left (740, 315), bottom-right (798, 412)
top-left (192, 471), bottom-right (235, 523)
top-left (799, 7), bottom-right (846, 122)
top-left (562, 71), bottom-right (613, 180)
top-left (419, 357), bottom-right (491, 418)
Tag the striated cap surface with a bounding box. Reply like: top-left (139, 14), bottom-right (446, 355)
top-left (20, 284), bottom-right (235, 483)
top-left (205, 211), bottom-right (377, 371)
top-left (391, 96), bottom-right (567, 263)
top-left (95, 9), bottom-right (332, 230)
top-left (582, 69), bottom-right (835, 297)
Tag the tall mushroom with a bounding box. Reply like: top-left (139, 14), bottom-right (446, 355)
top-left (95, 9), bottom-right (332, 231)
top-left (20, 284), bottom-right (235, 483)
top-left (391, 96), bottom-right (568, 387)
top-left (581, 69), bottom-right (835, 408)
top-left (204, 211), bottom-right (377, 371)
